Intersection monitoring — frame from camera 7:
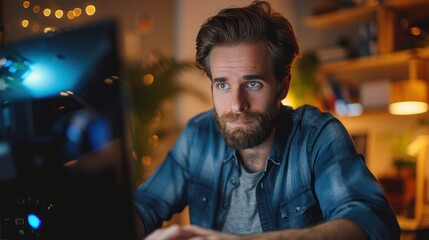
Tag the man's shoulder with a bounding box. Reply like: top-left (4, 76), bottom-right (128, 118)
top-left (289, 104), bottom-right (336, 126)
top-left (187, 109), bottom-right (215, 126)
top-left (184, 109), bottom-right (219, 134)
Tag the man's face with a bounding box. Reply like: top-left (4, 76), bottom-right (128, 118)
top-left (210, 42), bottom-right (284, 149)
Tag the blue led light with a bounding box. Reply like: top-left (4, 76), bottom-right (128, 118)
top-left (8, 65), bottom-right (17, 73)
top-left (27, 214), bottom-right (42, 230)
top-left (3, 59), bottom-right (12, 67)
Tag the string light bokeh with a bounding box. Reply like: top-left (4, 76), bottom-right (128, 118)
top-left (20, 0), bottom-right (97, 34)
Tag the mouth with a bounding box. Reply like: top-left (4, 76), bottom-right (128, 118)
top-left (222, 112), bottom-right (255, 125)
top-left (227, 120), bottom-right (253, 127)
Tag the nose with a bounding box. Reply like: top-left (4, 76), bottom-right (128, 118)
top-left (230, 87), bottom-right (249, 113)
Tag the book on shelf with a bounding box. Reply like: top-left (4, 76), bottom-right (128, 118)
top-left (321, 74), bottom-right (362, 116)
top-left (358, 19), bottom-right (378, 57)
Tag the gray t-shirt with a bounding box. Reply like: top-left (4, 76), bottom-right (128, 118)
top-left (222, 164), bottom-right (264, 234)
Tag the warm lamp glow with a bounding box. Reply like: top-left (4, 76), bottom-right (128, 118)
top-left (411, 27), bottom-right (422, 36)
top-left (33, 5), bottom-right (40, 13)
top-left (143, 74), bottom-right (154, 85)
top-left (389, 78), bottom-right (428, 115)
top-left (85, 5), bottom-right (96, 16)
top-left (23, 1), bottom-right (30, 8)
top-left (74, 8), bottom-right (82, 17)
top-left (43, 8), bottom-right (51, 17)
top-left (44, 27), bottom-right (54, 33)
top-left (55, 10), bottom-right (64, 19)
top-left (21, 20), bottom-right (29, 28)
top-left (389, 101), bottom-right (428, 115)
top-left (67, 11), bottom-right (75, 19)
top-left (388, 58), bottom-right (429, 115)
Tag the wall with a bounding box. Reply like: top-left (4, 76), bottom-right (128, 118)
top-left (340, 112), bottom-right (429, 178)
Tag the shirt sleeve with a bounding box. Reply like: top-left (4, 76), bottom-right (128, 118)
top-left (311, 117), bottom-right (400, 239)
top-left (133, 122), bottom-right (192, 235)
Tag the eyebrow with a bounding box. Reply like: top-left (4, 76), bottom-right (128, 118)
top-left (212, 77), bottom-right (226, 83)
top-left (243, 74), bottom-right (265, 81)
top-left (212, 74), bottom-right (266, 83)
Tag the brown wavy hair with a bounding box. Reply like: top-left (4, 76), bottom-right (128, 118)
top-left (195, 0), bottom-right (300, 85)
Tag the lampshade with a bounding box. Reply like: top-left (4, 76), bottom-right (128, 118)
top-left (389, 58), bottom-right (429, 115)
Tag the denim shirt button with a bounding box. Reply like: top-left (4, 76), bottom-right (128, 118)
top-left (229, 178), bottom-right (237, 185)
top-left (201, 196), bottom-right (208, 202)
top-left (295, 206), bottom-right (301, 212)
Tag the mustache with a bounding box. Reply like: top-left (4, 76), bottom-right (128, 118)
top-left (221, 112), bottom-right (260, 122)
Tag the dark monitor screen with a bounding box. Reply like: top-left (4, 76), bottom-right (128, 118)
top-left (0, 20), bottom-right (136, 240)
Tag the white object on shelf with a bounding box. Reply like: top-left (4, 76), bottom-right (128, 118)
top-left (359, 78), bottom-right (390, 109)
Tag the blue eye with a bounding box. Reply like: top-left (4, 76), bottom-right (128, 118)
top-left (217, 83), bottom-right (229, 90)
top-left (247, 81), bottom-right (262, 88)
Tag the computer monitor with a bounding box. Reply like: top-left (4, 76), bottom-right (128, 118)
top-left (0, 20), bottom-right (136, 240)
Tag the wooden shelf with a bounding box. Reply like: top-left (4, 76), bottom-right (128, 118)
top-left (317, 46), bottom-right (429, 88)
top-left (385, 0), bottom-right (429, 8)
top-left (305, 2), bottom-right (429, 226)
top-left (304, 4), bottom-right (378, 29)
top-left (304, 0), bottom-right (429, 29)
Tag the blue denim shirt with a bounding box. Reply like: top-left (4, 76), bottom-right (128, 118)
top-left (134, 105), bottom-right (400, 239)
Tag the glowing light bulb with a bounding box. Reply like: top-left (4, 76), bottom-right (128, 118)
top-left (55, 9), bottom-right (64, 19)
top-left (22, 20), bottom-right (29, 28)
top-left (85, 5), bottom-right (96, 16)
top-left (43, 8), bottom-right (51, 17)
top-left (23, 1), bottom-right (30, 8)
top-left (67, 10), bottom-right (75, 19)
top-left (73, 8), bottom-right (82, 17)
top-left (33, 5), bottom-right (40, 13)
top-left (143, 74), bottom-right (154, 85)
top-left (411, 27), bottom-right (421, 36)
top-left (44, 27), bottom-right (54, 33)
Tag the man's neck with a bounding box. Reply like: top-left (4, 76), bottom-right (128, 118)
top-left (238, 129), bottom-right (276, 172)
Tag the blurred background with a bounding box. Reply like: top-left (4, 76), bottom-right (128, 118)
top-left (2, 0), bottom-right (429, 235)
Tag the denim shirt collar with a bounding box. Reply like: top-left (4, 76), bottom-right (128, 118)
top-left (268, 105), bottom-right (294, 165)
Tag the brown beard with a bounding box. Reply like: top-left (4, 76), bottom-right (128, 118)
top-left (214, 106), bottom-right (279, 149)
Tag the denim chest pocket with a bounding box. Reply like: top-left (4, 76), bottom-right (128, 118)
top-left (188, 180), bottom-right (216, 227)
top-left (280, 189), bottom-right (323, 228)
top-left (188, 180), bottom-right (214, 207)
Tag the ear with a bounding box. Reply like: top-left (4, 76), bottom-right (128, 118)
top-left (278, 74), bottom-right (291, 100)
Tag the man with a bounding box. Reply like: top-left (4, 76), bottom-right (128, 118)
top-left (134, 1), bottom-right (400, 239)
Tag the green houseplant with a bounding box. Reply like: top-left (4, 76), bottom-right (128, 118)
top-left (124, 55), bottom-right (208, 185)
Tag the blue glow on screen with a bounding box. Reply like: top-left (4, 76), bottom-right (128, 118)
top-left (0, 21), bottom-right (113, 102)
top-left (8, 65), bottom-right (17, 73)
top-left (21, 62), bottom-right (80, 98)
top-left (3, 59), bottom-right (12, 67)
top-left (27, 214), bottom-right (42, 230)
